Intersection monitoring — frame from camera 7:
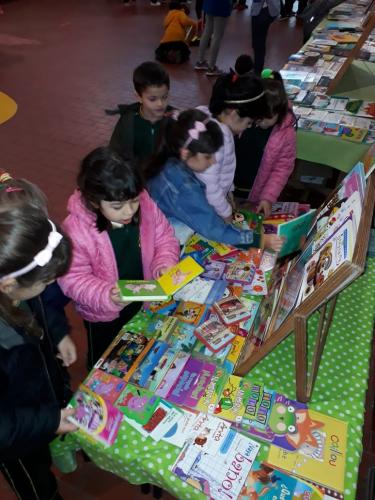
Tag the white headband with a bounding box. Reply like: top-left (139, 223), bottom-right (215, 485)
top-left (0, 219), bottom-right (63, 281)
top-left (224, 91), bottom-right (265, 104)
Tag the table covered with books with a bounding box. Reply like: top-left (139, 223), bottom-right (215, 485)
top-left (51, 166), bottom-right (375, 500)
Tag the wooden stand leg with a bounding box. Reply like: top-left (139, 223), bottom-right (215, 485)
top-left (295, 316), bottom-right (308, 402)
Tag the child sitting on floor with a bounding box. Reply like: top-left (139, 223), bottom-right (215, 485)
top-left (155, 2), bottom-right (197, 64)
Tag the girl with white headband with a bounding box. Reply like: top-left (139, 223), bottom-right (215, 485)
top-left (0, 206), bottom-right (77, 500)
top-left (145, 108), bottom-right (283, 252)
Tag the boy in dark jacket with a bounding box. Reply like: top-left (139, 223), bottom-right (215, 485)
top-left (108, 61), bottom-right (174, 166)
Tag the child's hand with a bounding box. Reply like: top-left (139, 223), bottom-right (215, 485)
top-left (110, 285), bottom-right (129, 307)
top-left (257, 200), bottom-right (272, 218)
top-left (155, 266), bottom-right (171, 279)
top-left (263, 234), bottom-right (284, 253)
top-left (57, 408), bottom-right (78, 434)
top-left (57, 335), bottom-right (77, 367)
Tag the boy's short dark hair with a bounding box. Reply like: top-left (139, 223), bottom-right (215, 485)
top-left (133, 61), bottom-right (170, 95)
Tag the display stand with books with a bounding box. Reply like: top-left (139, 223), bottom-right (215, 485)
top-left (236, 171), bottom-right (375, 402)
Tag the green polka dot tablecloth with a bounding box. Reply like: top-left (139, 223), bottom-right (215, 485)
top-left (51, 258), bottom-right (375, 500)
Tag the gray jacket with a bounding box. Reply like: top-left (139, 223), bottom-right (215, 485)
top-left (251, 0), bottom-right (280, 18)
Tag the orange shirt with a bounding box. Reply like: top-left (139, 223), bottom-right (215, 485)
top-left (160, 9), bottom-right (197, 44)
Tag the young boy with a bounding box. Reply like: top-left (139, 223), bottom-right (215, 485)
top-left (108, 61), bottom-right (174, 164)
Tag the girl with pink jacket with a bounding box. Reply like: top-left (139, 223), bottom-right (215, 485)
top-left (58, 147), bottom-right (179, 368)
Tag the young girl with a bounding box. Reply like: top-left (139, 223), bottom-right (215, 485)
top-left (234, 68), bottom-right (297, 217)
top-left (196, 71), bottom-right (267, 223)
top-left (0, 205), bottom-right (77, 500)
top-left (145, 108), bottom-right (283, 251)
top-left (58, 147), bottom-right (180, 368)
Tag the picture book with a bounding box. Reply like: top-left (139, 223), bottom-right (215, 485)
top-left (171, 429), bottom-right (260, 500)
top-left (145, 348), bottom-right (180, 393)
top-left (148, 298), bottom-right (177, 315)
top-left (277, 210), bottom-right (316, 257)
top-left (117, 279), bottom-right (169, 302)
top-left (157, 256), bottom-right (204, 296)
top-left (223, 336), bottom-right (246, 373)
top-left (224, 260), bottom-right (256, 284)
top-left (233, 209), bottom-right (264, 235)
top-left (362, 143), bottom-right (375, 178)
top-left (173, 277), bottom-right (227, 305)
top-left (174, 300), bottom-right (208, 325)
top-left (214, 296), bottom-right (252, 325)
top-left (116, 383), bottom-right (161, 425)
top-left (129, 341), bottom-right (170, 388)
top-left (155, 351), bottom-right (191, 398)
top-left (186, 413), bottom-right (232, 455)
top-left (162, 408), bottom-right (198, 448)
top-left (201, 260), bottom-right (226, 280)
top-left (84, 370), bottom-right (126, 405)
top-left (243, 269), bottom-right (268, 296)
top-left (194, 316), bottom-right (235, 353)
top-left (164, 321), bottom-right (197, 352)
top-left (195, 367), bottom-right (229, 414)
top-left (214, 375), bottom-right (252, 425)
top-left (68, 385), bottom-right (123, 447)
top-left (166, 357), bottom-right (206, 405)
top-left (183, 361), bottom-right (217, 409)
top-left (145, 314), bottom-right (178, 341)
top-left (145, 401), bottom-right (183, 442)
top-left (236, 247), bottom-right (263, 268)
top-left (124, 310), bottom-right (154, 335)
top-left (95, 331), bottom-right (154, 382)
top-left (267, 410), bottom-right (348, 493)
top-left (239, 460), bottom-right (323, 499)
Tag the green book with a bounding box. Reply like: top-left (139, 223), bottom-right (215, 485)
top-left (117, 280), bottom-right (170, 302)
top-left (277, 209), bottom-right (316, 258)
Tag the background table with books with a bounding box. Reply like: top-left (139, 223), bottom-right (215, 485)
top-left (51, 182), bottom-right (375, 500)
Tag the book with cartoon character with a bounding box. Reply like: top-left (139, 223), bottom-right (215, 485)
top-left (157, 256), bottom-right (204, 296)
top-left (194, 316), bottom-right (236, 353)
top-left (68, 385), bottom-right (123, 447)
top-left (267, 410), bottom-right (348, 492)
top-left (174, 301), bottom-right (208, 325)
top-left (85, 370), bottom-right (126, 405)
top-left (118, 279), bottom-right (169, 301)
top-left (195, 367), bottom-right (229, 414)
top-left (129, 341), bottom-right (170, 388)
top-left (214, 375), bottom-right (252, 425)
top-left (214, 296), bottom-right (252, 325)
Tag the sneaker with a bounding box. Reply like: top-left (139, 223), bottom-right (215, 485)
top-left (206, 66), bottom-right (224, 77)
top-left (194, 60), bottom-right (209, 71)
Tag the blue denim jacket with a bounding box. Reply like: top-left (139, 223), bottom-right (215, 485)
top-left (147, 158), bottom-right (259, 247)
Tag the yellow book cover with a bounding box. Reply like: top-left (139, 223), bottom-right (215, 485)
top-left (214, 375), bottom-right (252, 424)
top-left (267, 410), bottom-right (347, 492)
top-left (157, 256), bottom-right (204, 296)
top-left (226, 336), bottom-right (245, 366)
top-left (207, 239), bottom-right (235, 256)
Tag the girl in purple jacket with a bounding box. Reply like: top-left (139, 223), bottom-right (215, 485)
top-left (234, 68), bottom-right (297, 217)
top-left (59, 147), bottom-right (179, 368)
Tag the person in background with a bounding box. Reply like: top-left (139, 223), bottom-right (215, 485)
top-left (250, 0), bottom-right (280, 74)
top-left (280, 0), bottom-right (308, 18)
top-left (155, 1), bottom-right (198, 64)
top-left (194, 0), bottom-right (232, 76)
top-left (108, 61), bottom-right (174, 167)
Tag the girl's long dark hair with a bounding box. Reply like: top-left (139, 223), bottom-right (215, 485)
top-left (0, 206), bottom-right (71, 337)
top-left (144, 108), bottom-right (223, 179)
top-left (77, 147), bottom-right (144, 231)
top-left (262, 71), bottom-right (290, 125)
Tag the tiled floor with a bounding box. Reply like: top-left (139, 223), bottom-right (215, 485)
top-left (3, 1), bottom-right (367, 499)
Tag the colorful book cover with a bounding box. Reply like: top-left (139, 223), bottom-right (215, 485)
top-left (146, 348), bottom-right (180, 393)
top-left (68, 385), bottom-right (123, 447)
top-left (155, 351), bottom-right (191, 398)
top-left (225, 261), bottom-right (256, 284)
top-left (173, 277), bottom-right (226, 305)
top-left (194, 317), bottom-right (236, 353)
top-left (85, 370), bottom-right (126, 405)
top-left (157, 256), bottom-right (204, 296)
top-left (162, 408), bottom-right (198, 448)
top-left (239, 460), bottom-right (323, 499)
top-left (117, 279), bottom-right (169, 301)
top-left (214, 375), bottom-right (252, 424)
top-left (339, 125), bottom-right (368, 143)
top-left (148, 298), bottom-right (177, 315)
top-left (202, 260), bottom-right (226, 280)
top-left (129, 341), bottom-right (170, 388)
top-left (214, 296), bottom-right (252, 325)
top-left (243, 269), bottom-right (268, 296)
top-left (146, 401), bottom-right (183, 442)
top-left (223, 336), bottom-right (246, 373)
top-left (166, 357), bottom-right (204, 405)
top-left (233, 209), bottom-right (263, 234)
top-left (277, 210), bottom-right (316, 258)
top-left (186, 413), bottom-right (232, 456)
top-left (165, 322), bottom-right (197, 352)
top-left (195, 367), bottom-right (229, 414)
top-left (95, 331), bottom-right (153, 382)
top-left (172, 429), bottom-right (260, 499)
top-left (267, 410), bottom-right (348, 493)
top-left (183, 362), bottom-right (217, 409)
top-left (174, 300), bottom-right (208, 325)
top-left (116, 383), bottom-right (161, 425)
top-left (241, 382), bottom-right (275, 432)
top-left (146, 314), bottom-right (178, 341)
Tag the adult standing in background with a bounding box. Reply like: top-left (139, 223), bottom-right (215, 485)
top-left (251, 0), bottom-right (280, 74)
top-left (194, 0), bottom-right (232, 76)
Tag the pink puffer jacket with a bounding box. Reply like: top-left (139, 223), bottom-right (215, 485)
top-left (248, 110), bottom-right (296, 204)
top-left (58, 189), bottom-right (179, 322)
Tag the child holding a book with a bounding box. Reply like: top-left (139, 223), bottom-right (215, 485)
top-left (0, 204), bottom-right (77, 499)
top-left (195, 71), bottom-right (268, 223)
top-left (145, 108), bottom-right (283, 252)
top-left (108, 61), bottom-right (174, 166)
top-left (58, 147), bottom-right (180, 368)
top-left (234, 68), bottom-right (297, 217)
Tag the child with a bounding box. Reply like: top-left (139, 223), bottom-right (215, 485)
top-left (234, 68), bottom-right (297, 217)
top-left (155, 2), bottom-right (197, 64)
top-left (0, 205), bottom-right (77, 499)
top-left (108, 61), bottom-right (174, 165)
top-left (145, 108), bottom-right (283, 251)
top-left (58, 147), bottom-right (180, 368)
top-left (195, 71), bottom-right (267, 223)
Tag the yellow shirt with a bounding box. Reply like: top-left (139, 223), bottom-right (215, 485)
top-left (160, 10), bottom-right (197, 44)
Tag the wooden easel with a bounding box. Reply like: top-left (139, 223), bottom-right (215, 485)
top-left (235, 174), bottom-right (375, 402)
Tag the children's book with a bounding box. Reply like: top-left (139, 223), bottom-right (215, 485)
top-left (146, 348), bottom-right (180, 393)
top-left (194, 316), bottom-right (236, 353)
top-left (68, 385), bottom-right (123, 447)
top-left (182, 361), bottom-right (217, 410)
top-left (117, 279), bottom-right (169, 302)
top-left (201, 260), bottom-right (226, 280)
top-left (129, 341), bottom-right (170, 388)
top-left (186, 413), bottom-right (232, 455)
top-left (85, 370), bottom-right (126, 405)
top-left (162, 407), bottom-right (198, 448)
top-left (195, 367), bottom-right (229, 414)
top-left (233, 209), bottom-right (264, 235)
top-left (223, 336), bottom-right (246, 374)
top-left (166, 358), bottom-right (213, 407)
top-left (239, 460), bottom-right (323, 499)
top-left (214, 375), bottom-right (253, 425)
top-left (243, 269), bottom-right (268, 296)
top-left (173, 277), bottom-right (227, 305)
top-left (174, 300), bottom-right (208, 325)
top-left (214, 296), bottom-right (252, 325)
top-left (267, 410), bottom-right (348, 493)
top-left (116, 383), bottom-right (161, 425)
top-left (155, 351), bottom-right (191, 398)
top-left (148, 298), bottom-right (177, 315)
top-left (224, 261), bottom-right (256, 284)
top-left (165, 322), bottom-right (197, 352)
top-left (146, 314), bottom-right (178, 341)
top-left (157, 256), bottom-right (204, 296)
top-left (277, 210), bottom-right (317, 257)
top-left (95, 331), bottom-right (154, 382)
top-left (171, 429), bottom-right (260, 499)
